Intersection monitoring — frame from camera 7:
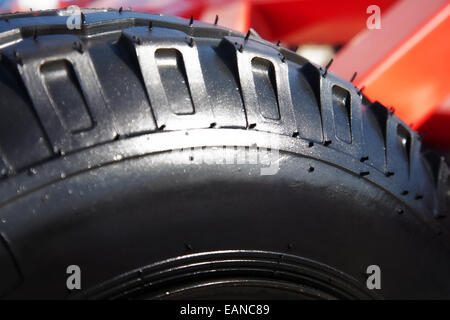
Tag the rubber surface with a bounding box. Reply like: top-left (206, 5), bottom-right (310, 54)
top-left (0, 8), bottom-right (449, 299)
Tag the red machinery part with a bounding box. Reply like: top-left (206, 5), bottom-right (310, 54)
top-left (331, 0), bottom-right (450, 147)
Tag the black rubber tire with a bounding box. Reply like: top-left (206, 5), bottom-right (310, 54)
top-left (0, 9), bottom-right (449, 299)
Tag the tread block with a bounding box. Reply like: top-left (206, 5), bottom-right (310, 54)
top-left (122, 27), bottom-right (214, 130)
top-left (222, 36), bottom-right (296, 135)
top-left (0, 156), bottom-right (8, 178)
top-left (88, 40), bottom-right (157, 136)
top-left (409, 139), bottom-right (437, 216)
top-left (288, 64), bottom-right (323, 142)
top-left (362, 102), bottom-right (387, 171)
top-left (385, 119), bottom-right (410, 183)
top-left (424, 153), bottom-right (449, 217)
top-left (0, 60), bottom-right (52, 170)
top-left (300, 62), bottom-right (321, 110)
top-left (425, 152), bottom-right (443, 187)
top-left (367, 101), bottom-right (415, 193)
top-left (367, 101), bottom-right (388, 145)
top-left (197, 43), bottom-right (246, 128)
top-left (396, 124), bottom-right (412, 174)
top-left (301, 62), bottom-right (364, 157)
top-left (3, 35), bottom-right (118, 154)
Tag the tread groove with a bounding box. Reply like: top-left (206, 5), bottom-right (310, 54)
top-left (331, 85), bottom-right (352, 143)
top-left (251, 57), bottom-right (280, 120)
top-left (40, 59), bottom-right (94, 133)
top-left (155, 48), bottom-right (194, 115)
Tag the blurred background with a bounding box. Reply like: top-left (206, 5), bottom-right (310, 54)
top-left (0, 0), bottom-right (449, 153)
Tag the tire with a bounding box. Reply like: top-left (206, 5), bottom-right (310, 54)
top-left (0, 8), bottom-right (449, 299)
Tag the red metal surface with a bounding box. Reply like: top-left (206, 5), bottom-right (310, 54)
top-left (331, 0), bottom-right (450, 136)
top-left (225, 0), bottom-right (397, 44)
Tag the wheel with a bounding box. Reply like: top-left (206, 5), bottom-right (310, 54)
top-left (0, 8), bottom-right (449, 299)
